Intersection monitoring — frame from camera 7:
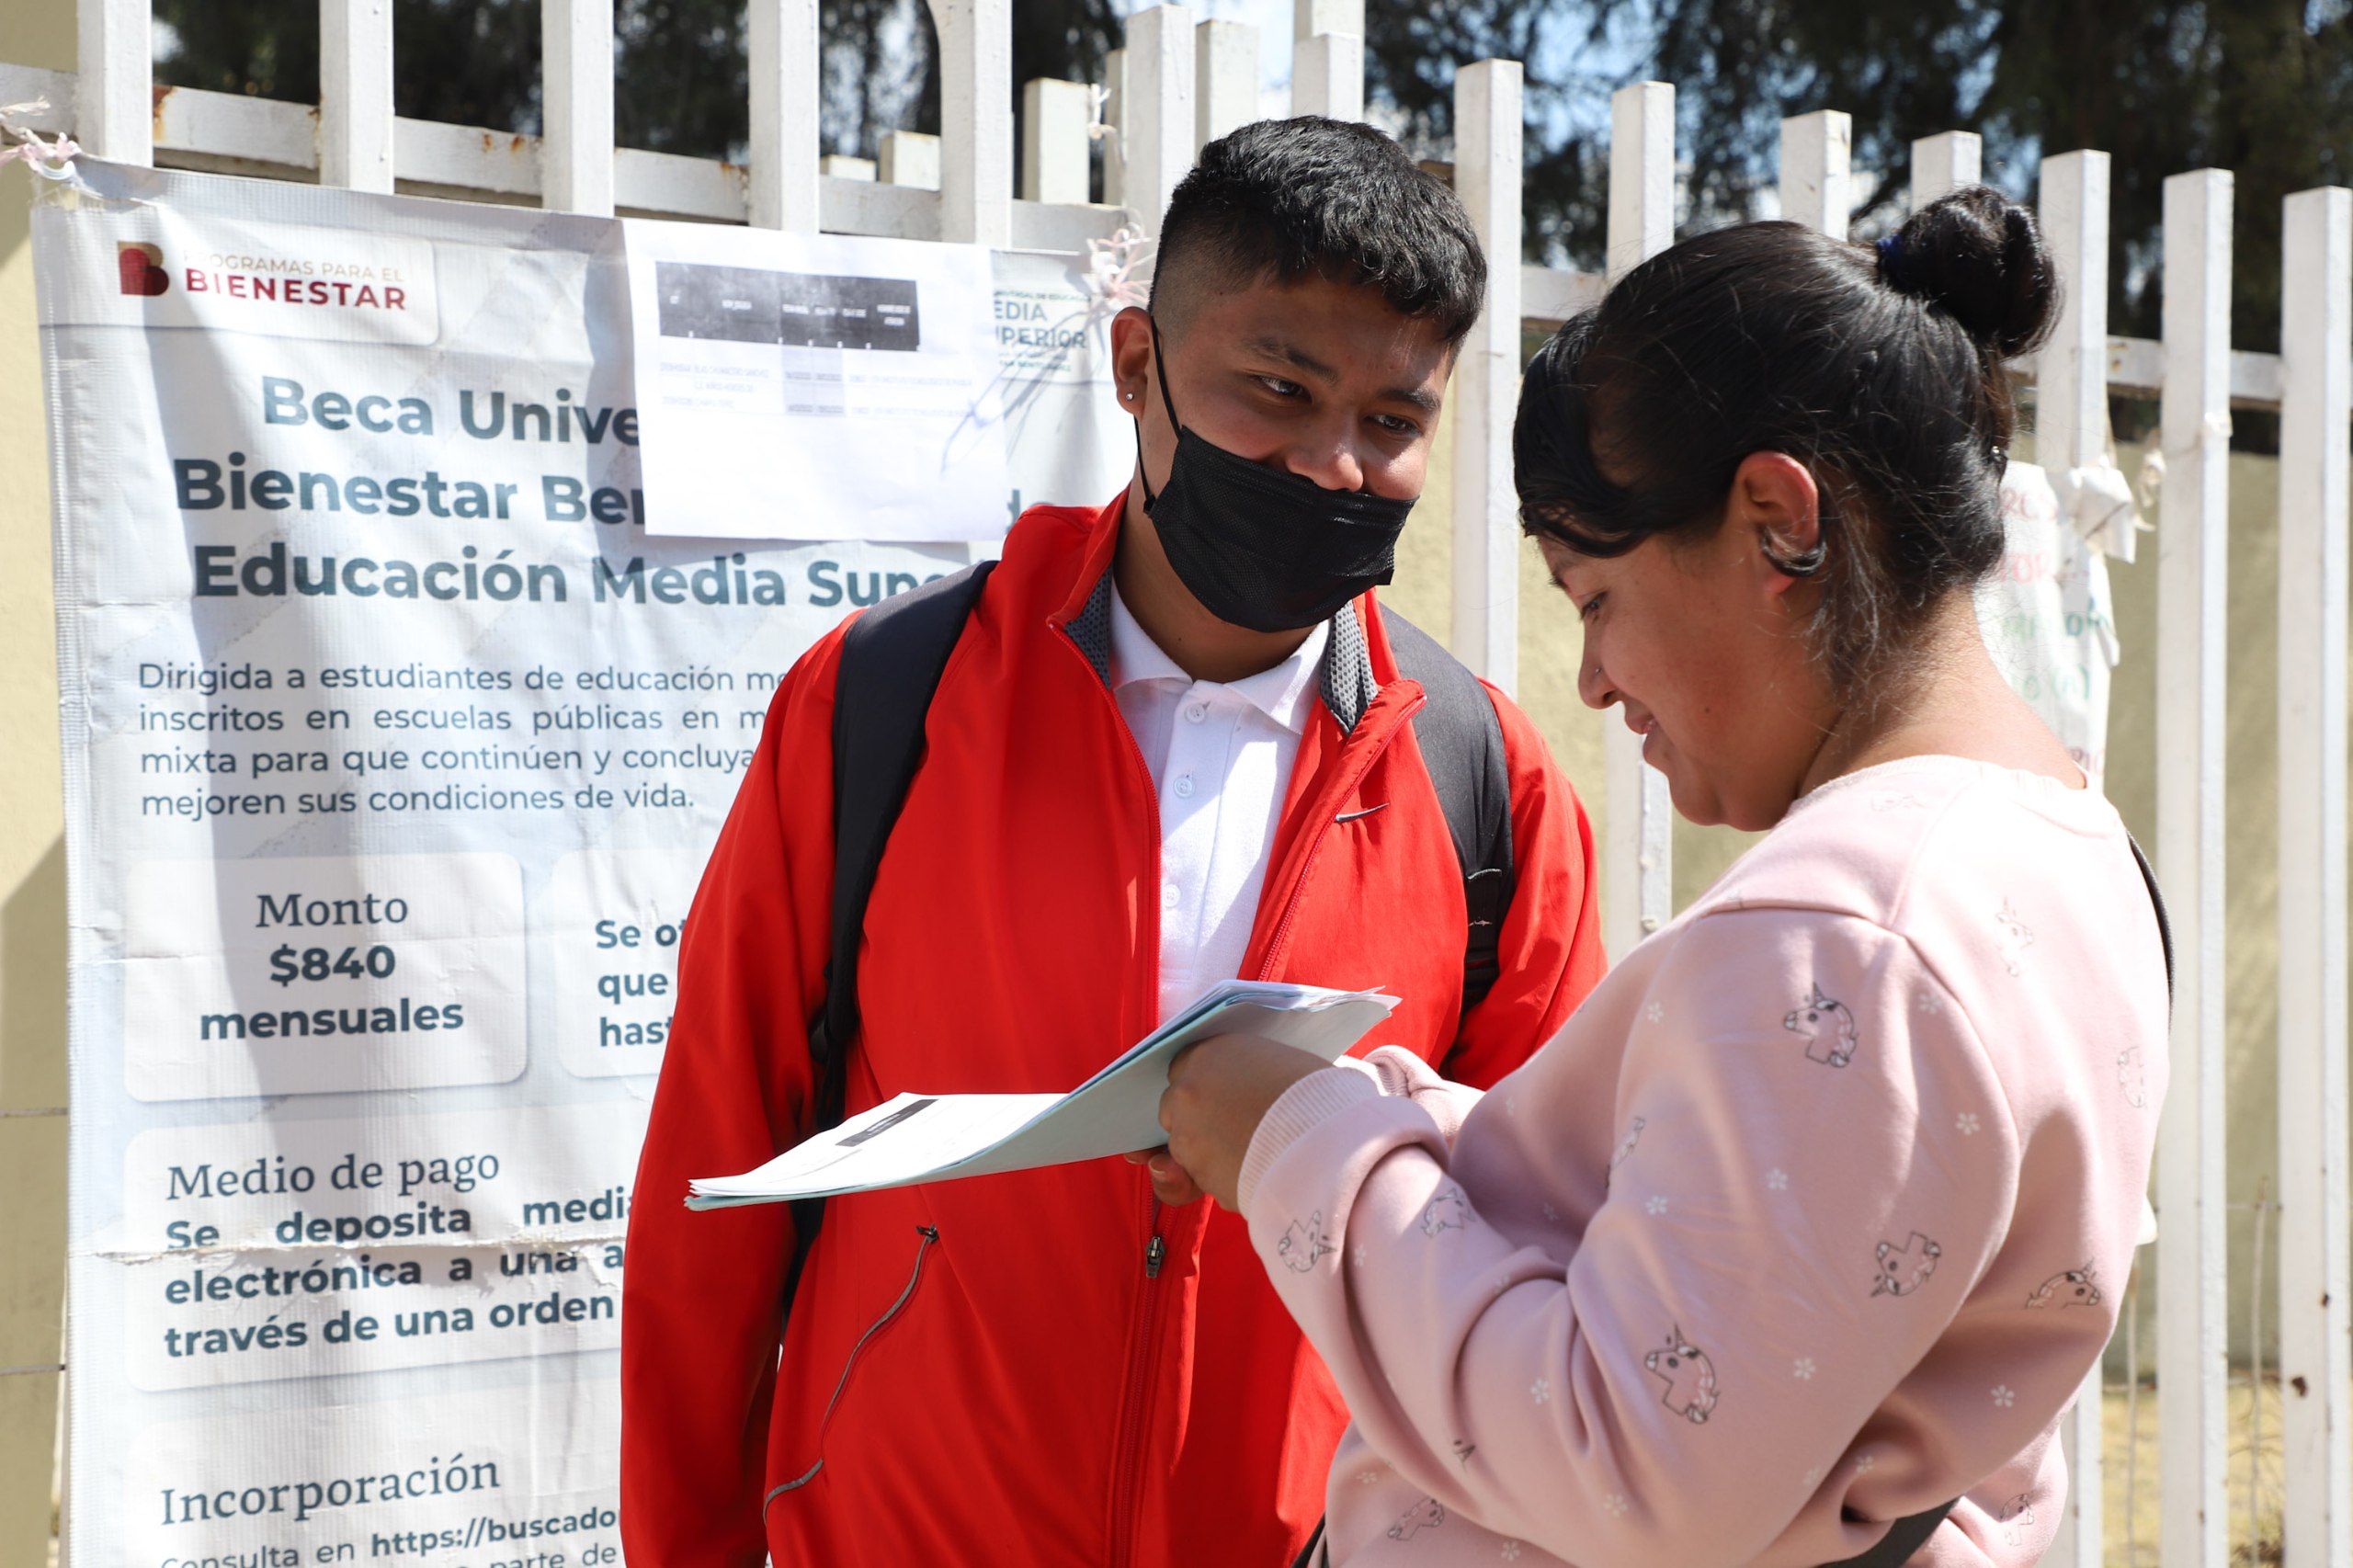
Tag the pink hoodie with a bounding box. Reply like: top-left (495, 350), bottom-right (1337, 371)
top-left (1237, 756), bottom-right (2167, 1566)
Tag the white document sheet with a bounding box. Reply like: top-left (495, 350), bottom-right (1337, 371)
top-left (688, 981), bottom-right (1397, 1207)
top-left (623, 220), bottom-right (1011, 540)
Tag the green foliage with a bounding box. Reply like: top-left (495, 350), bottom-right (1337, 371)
top-left (1980, 0), bottom-right (2353, 349)
top-left (151, 0), bottom-right (1125, 168)
top-left (153, 1), bottom-right (541, 140)
top-left (152, 1), bottom-right (2353, 354)
top-left (152, 0), bottom-right (926, 160)
top-left (1361, 6), bottom-right (1619, 272)
top-left (1629, 0), bottom-right (2000, 229)
top-left (1515, 0), bottom-right (2353, 349)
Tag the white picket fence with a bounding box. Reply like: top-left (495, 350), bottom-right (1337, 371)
top-left (4, 2), bottom-right (2349, 1564)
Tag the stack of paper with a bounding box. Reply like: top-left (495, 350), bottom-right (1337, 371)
top-left (687, 980), bottom-right (1397, 1209)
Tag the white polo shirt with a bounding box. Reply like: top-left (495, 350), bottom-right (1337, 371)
top-left (1107, 585), bottom-right (1328, 1024)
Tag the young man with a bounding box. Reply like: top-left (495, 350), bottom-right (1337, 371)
top-left (621, 118), bottom-right (1607, 1568)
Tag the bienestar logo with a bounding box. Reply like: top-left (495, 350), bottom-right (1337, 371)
top-left (118, 243), bottom-right (169, 297)
top-left (116, 238), bottom-right (413, 313)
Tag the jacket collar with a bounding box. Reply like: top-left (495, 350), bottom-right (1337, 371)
top-left (1052, 493), bottom-right (1384, 735)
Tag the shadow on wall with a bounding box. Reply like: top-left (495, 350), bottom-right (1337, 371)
top-left (2096, 437), bottom-right (2347, 1377)
top-left (3, 835), bottom-right (68, 1107)
top-left (0, 835), bottom-right (67, 1568)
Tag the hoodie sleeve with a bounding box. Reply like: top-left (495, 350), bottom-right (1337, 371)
top-left (1238, 907), bottom-right (2019, 1568)
top-left (619, 626), bottom-right (847, 1568)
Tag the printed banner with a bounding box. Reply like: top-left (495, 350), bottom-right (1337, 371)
top-left (34, 158), bottom-right (1131, 1567)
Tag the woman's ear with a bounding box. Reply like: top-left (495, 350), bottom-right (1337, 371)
top-left (1728, 451), bottom-right (1822, 593)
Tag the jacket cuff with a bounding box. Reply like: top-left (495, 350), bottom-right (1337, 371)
top-left (1237, 1066), bottom-right (1382, 1213)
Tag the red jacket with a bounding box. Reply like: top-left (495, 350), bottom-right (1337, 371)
top-left (622, 495), bottom-right (1606, 1568)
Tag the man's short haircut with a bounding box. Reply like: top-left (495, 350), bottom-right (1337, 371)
top-left (1148, 117), bottom-right (1487, 346)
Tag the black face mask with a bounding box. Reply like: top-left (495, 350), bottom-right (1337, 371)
top-left (1138, 320), bottom-right (1416, 633)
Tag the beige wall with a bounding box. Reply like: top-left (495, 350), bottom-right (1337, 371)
top-left (2097, 437), bottom-right (2313, 1370)
top-left (0, 7), bottom-right (75, 1565)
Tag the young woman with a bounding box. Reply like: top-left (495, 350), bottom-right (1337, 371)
top-left (1145, 187), bottom-right (2169, 1565)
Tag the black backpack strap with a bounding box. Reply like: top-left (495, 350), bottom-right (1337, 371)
top-left (2129, 833), bottom-right (2174, 1006)
top-left (787, 561), bottom-right (996, 1294)
top-left (1381, 611), bottom-right (1516, 1019)
top-left (1292, 1496), bottom-right (1950, 1568)
top-left (1804, 839), bottom-right (2165, 1568)
top-left (1819, 1500), bottom-right (1955, 1568)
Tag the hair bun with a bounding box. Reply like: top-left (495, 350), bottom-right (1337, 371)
top-left (1881, 186), bottom-right (2058, 360)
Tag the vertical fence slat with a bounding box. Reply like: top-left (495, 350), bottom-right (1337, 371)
top-left (319, 0), bottom-right (394, 192)
top-left (76, 0), bottom-right (152, 165)
top-left (2032, 147), bottom-right (2111, 1568)
top-left (1778, 110), bottom-right (1850, 239)
top-left (1021, 79), bottom-right (1093, 205)
top-left (540, 0), bottom-right (613, 214)
top-left (1193, 19), bottom-right (1256, 154)
top-left (1909, 131), bottom-right (1981, 208)
top-left (2276, 181), bottom-right (2353, 1568)
top-left (1122, 6), bottom-right (1194, 234)
top-left (879, 130), bottom-right (941, 188)
top-left (2045, 1369), bottom-right (2106, 1568)
top-left (749, 0), bottom-right (820, 232)
top-left (2155, 164), bottom-right (2234, 1568)
top-left (1606, 84), bottom-right (1674, 281)
top-left (1449, 59), bottom-right (1521, 695)
top-left (1602, 81), bottom-right (1676, 956)
top-left (1294, 0), bottom-right (1364, 40)
top-left (2037, 153), bottom-right (2110, 475)
top-left (928, 0), bottom-right (1012, 245)
top-left (1101, 47), bottom-right (1129, 209)
top-left (1291, 33), bottom-right (1364, 122)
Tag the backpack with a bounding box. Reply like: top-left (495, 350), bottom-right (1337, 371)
top-left (789, 561), bottom-right (1516, 1286)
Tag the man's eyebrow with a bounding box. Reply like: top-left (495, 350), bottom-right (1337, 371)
top-left (1244, 335), bottom-right (1442, 415)
top-left (1245, 335), bottom-right (1340, 383)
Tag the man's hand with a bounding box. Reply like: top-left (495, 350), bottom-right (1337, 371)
top-left (1130, 1034), bottom-right (1329, 1210)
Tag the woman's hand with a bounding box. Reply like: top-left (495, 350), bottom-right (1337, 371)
top-left (1128, 1034), bottom-right (1330, 1210)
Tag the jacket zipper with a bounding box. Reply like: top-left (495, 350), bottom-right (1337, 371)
top-left (1057, 609), bottom-right (1415, 1568)
top-left (1053, 616), bottom-right (1179, 1568)
top-left (764, 1224), bottom-right (940, 1507)
top-left (1108, 1196), bottom-right (1168, 1568)
top-left (1103, 733), bottom-right (1415, 1567)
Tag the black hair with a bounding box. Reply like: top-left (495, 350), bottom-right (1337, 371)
top-left (1148, 117), bottom-right (1486, 346)
top-left (1514, 185), bottom-right (2059, 699)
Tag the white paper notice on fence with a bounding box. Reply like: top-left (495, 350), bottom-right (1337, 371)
top-left (690, 981), bottom-right (1399, 1205)
top-left (33, 156), bottom-right (1128, 1568)
top-left (624, 221), bottom-right (1010, 540)
top-left (991, 248), bottom-right (1134, 525)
